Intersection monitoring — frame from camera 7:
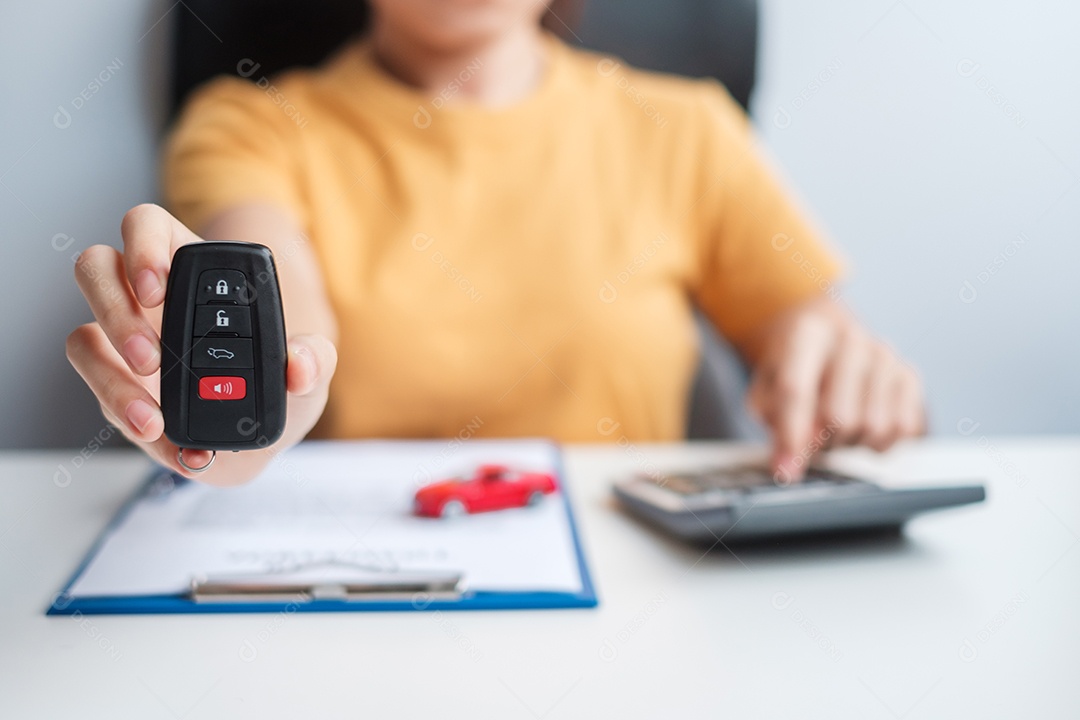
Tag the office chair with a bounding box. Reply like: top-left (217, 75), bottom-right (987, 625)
top-left (170, 0), bottom-right (763, 440)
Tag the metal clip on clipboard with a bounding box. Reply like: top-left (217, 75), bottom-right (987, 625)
top-left (189, 561), bottom-right (465, 603)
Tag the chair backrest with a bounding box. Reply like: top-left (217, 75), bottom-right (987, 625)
top-left (570, 0), bottom-right (758, 110)
top-left (172, 0), bottom-right (758, 114)
top-left (171, 0), bottom-right (762, 440)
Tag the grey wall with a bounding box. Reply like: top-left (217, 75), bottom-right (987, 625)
top-left (0, 0), bottom-right (1076, 448)
top-left (1, 0), bottom-right (170, 447)
top-left (752, 1), bottom-right (1080, 437)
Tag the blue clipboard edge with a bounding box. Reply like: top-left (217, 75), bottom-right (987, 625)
top-left (47, 440), bottom-right (599, 615)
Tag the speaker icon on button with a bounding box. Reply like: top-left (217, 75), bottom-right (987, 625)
top-left (198, 376), bottom-right (247, 400)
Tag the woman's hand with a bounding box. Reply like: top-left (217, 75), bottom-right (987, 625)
top-left (66, 204), bottom-right (337, 485)
top-left (746, 298), bottom-right (925, 482)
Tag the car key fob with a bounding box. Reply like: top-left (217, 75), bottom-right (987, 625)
top-left (160, 241), bottom-right (287, 469)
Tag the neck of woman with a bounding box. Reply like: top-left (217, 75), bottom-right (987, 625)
top-left (370, 20), bottom-right (549, 107)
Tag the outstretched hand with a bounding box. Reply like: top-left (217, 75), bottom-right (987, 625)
top-left (66, 204), bottom-right (337, 484)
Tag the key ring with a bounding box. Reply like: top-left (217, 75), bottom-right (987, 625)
top-left (177, 448), bottom-right (216, 473)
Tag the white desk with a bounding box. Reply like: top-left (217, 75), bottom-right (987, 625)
top-left (1, 439), bottom-right (1077, 719)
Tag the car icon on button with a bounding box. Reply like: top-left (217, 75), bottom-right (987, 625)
top-left (207, 347), bottom-right (235, 360)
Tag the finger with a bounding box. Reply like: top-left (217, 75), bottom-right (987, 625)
top-left (858, 344), bottom-right (900, 452)
top-left (67, 328), bottom-right (214, 477)
top-left (894, 363), bottom-right (926, 439)
top-left (94, 400), bottom-right (213, 477)
top-left (66, 323), bottom-right (164, 443)
top-left (74, 245), bottom-right (161, 376)
top-left (745, 368), bottom-right (771, 426)
top-left (818, 327), bottom-right (871, 447)
top-left (286, 334), bottom-right (338, 397)
top-left (120, 203), bottom-right (201, 308)
top-left (762, 316), bottom-right (835, 481)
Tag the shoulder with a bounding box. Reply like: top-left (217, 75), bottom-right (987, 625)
top-left (172, 66), bottom-right (322, 139)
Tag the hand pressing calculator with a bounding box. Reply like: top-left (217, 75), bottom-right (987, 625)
top-left (613, 464), bottom-right (985, 542)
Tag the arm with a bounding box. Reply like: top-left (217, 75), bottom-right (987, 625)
top-left (66, 202), bottom-right (338, 485)
top-left (687, 85), bottom-right (924, 479)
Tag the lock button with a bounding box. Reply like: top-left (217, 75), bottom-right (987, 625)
top-left (193, 305), bottom-right (252, 337)
top-left (197, 269), bottom-right (250, 304)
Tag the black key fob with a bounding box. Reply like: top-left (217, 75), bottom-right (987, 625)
top-left (160, 242), bottom-right (287, 464)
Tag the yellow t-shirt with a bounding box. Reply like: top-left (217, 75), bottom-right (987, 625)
top-left (163, 35), bottom-right (841, 442)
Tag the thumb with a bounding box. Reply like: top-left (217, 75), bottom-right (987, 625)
top-left (285, 334), bottom-right (338, 397)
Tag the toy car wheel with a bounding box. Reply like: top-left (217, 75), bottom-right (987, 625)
top-left (440, 499), bottom-right (466, 518)
top-left (526, 491), bottom-right (543, 506)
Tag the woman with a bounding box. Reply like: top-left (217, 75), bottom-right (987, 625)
top-left (66, 0), bottom-right (924, 485)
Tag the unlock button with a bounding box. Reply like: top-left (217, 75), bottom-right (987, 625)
top-left (194, 305), bottom-right (252, 337)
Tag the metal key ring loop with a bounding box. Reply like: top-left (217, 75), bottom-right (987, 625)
top-left (177, 448), bottom-right (216, 474)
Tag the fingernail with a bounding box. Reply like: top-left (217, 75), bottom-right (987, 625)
top-left (773, 452), bottom-right (801, 483)
top-left (125, 399), bottom-right (159, 435)
top-left (291, 345), bottom-right (315, 392)
top-left (135, 269), bottom-right (163, 305)
top-left (123, 334), bottom-right (159, 373)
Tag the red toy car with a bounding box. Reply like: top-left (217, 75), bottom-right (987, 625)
top-left (414, 464), bottom-right (558, 518)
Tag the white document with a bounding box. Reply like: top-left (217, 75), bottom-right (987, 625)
top-left (67, 440), bottom-right (585, 598)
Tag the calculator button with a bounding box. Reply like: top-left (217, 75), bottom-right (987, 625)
top-left (705, 467), bottom-right (776, 490)
top-left (804, 468), bottom-right (864, 485)
top-left (653, 474), bottom-right (702, 495)
top-left (656, 466), bottom-right (778, 495)
top-left (194, 305), bottom-right (252, 337)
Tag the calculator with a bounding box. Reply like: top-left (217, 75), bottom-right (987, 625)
top-left (612, 464), bottom-right (985, 542)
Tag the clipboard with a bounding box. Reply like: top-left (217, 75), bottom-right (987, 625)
top-left (47, 440), bottom-right (598, 615)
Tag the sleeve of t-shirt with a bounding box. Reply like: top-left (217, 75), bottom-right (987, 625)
top-left (689, 82), bottom-right (845, 356)
top-left (161, 76), bottom-right (308, 234)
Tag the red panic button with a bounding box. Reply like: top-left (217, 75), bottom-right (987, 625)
top-left (198, 376), bottom-right (247, 400)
